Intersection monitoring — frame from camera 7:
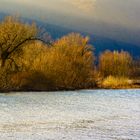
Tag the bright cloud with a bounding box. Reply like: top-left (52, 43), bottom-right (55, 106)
top-left (1, 0), bottom-right (96, 13)
top-left (0, 0), bottom-right (140, 31)
top-left (63, 0), bottom-right (96, 12)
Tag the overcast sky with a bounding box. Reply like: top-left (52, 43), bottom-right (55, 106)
top-left (0, 0), bottom-right (140, 44)
top-left (0, 0), bottom-right (140, 28)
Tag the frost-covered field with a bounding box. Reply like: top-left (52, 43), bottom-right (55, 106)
top-left (0, 89), bottom-right (140, 140)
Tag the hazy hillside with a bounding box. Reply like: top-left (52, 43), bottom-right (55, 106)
top-left (0, 12), bottom-right (140, 58)
top-left (31, 18), bottom-right (140, 58)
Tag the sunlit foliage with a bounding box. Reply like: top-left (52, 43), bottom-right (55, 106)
top-left (0, 16), bottom-right (138, 91)
top-left (102, 76), bottom-right (131, 88)
top-left (99, 50), bottom-right (132, 77)
top-left (44, 33), bottom-right (95, 89)
top-left (131, 58), bottom-right (140, 79)
top-left (0, 16), bottom-right (37, 68)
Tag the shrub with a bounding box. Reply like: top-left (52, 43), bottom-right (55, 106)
top-left (31, 33), bottom-right (96, 89)
top-left (131, 59), bottom-right (140, 79)
top-left (102, 76), bottom-right (132, 88)
top-left (10, 71), bottom-right (54, 91)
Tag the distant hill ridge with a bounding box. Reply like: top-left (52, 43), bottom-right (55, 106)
top-left (0, 12), bottom-right (140, 58)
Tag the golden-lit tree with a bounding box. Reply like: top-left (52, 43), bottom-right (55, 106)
top-left (42, 33), bottom-right (95, 89)
top-left (8, 42), bottom-right (50, 91)
top-left (9, 33), bottom-right (95, 90)
top-left (99, 50), bottom-right (132, 77)
top-left (54, 33), bottom-right (94, 87)
top-left (0, 16), bottom-right (52, 90)
top-left (0, 16), bottom-right (38, 67)
top-left (131, 58), bottom-right (140, 78)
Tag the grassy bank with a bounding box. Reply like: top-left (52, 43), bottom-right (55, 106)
top-left (0, 77), bottom-right (139, 93)
top-left (100, 76), bottom-right (140, 89)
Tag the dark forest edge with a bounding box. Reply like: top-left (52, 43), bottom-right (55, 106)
top-left (0, 16), bottom-right (140, 92)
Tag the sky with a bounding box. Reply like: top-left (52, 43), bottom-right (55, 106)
top-left (0, 0), bottom-right (140, 44)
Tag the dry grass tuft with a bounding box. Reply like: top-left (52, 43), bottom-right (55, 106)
top-left (102, 76), bottom-right (132, 88)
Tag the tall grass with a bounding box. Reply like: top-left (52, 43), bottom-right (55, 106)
top-left (102, 76), bottom-right (132, 88)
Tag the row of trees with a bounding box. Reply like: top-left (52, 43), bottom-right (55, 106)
top-left (0, 16), bottom-right (139, 91)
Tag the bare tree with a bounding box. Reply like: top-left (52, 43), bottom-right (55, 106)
top-left (0, 16), bottom-right (51, 68)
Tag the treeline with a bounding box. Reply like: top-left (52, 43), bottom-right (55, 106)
top-left (0, 16), bottom-right (139, 91)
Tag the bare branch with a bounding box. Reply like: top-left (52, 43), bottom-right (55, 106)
top-left (8, 37), bottom-right (52, 56)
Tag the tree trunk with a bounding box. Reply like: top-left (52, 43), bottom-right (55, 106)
top-left (0, 59), bottom-right (5, 68)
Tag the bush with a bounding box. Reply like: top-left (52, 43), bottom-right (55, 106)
top-left (102, 76), bottom-right (132, 88)
top-left (131, 59), bottom-right (140, 79)
top-left (10, 71), bottom-right (54, 91)
top-left (34, 33), bottom-right (96, 89)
